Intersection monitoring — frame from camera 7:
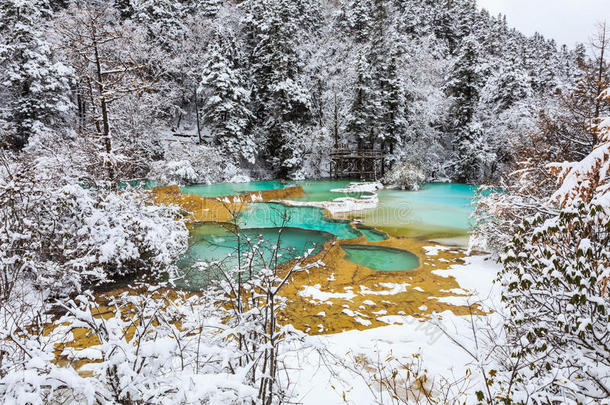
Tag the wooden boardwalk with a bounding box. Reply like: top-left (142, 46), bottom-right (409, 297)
top-left (330, 146), bottom-right (384, 180)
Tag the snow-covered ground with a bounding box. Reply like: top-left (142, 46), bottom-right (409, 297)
top-left (286, 254), bottom-right (501, 404)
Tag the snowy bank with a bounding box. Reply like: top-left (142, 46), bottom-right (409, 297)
top-left (285, 254), bottom-right (502, 404)
top-left (275, 182), bottom-right (383, 215)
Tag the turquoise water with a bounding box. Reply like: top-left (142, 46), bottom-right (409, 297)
top-left (179, 181), bottom-right (478, 238)
top-left (289, 180), bottom-right (374, 202)
top-left (338, 183), bottom-right (477, 240)
top-left (342, 244), bottom-right (420, 271)
top-left (181, 180), bottom-right (286, 197)
top-left (237, 203), bottom-right (362, 240)
top-left (180, 179), bottom-right (374, 201)
top-left (176, 223), bottom-right (333, 288)
top-left (356, 225), bottom-right (389, 242)
top-left (118, 179), bottom-right (159, 189)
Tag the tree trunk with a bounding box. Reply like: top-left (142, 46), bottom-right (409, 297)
top-left (593, 21), bottom-right (609, 146)
top-left (195, 88), bottom-right (202, 144)
top-left (92, 23), bottom-right (114, 184)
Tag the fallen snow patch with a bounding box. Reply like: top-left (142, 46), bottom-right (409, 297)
top-left (422, 245), bottom-right (451, 256)
top-left (359, 283), bottom-right (411, 296)
top-left (275, 182), bottom-right (383, 214)
top-left (299, 285), bottom-right (357, 301)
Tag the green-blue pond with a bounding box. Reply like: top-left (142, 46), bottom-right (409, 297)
top-left (338, 183), bottom-right (477, 242)
top-left (356, 225), bottom-right (389, 242)
top-left (180, 179), bottom-right (374, 201)
top-left (341, 244), bottom-right (420, 271)
top-left (118, 179), bottom-right (159, 189)
top-left (236, 203), bottom-right (362, 240)
top-left (181, 180), bottom-right (286, 197)
top-left (176, 223), bottom-right (333, 289)
top-left (290, 180), bottom-right (374, 202)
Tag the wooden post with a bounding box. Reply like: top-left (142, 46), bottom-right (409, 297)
top-left (360, 150), bottom-right (364, 180)
top-left (381, 141), bottom-right (385, 177)
top-left (333, 93), bottom-right (339, 148)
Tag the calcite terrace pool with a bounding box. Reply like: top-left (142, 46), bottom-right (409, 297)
top-left (149, 179), bottom-right (485, 334)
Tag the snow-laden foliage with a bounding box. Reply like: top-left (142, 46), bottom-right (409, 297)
top-left (1, 216), bottom-right (321, 404)
top-left (487, 87), bottom-right (610, 403)
top-left (61, 291), bottom-right (258, 404)
top-left (0, 155), bottom-right (188, 299)
top-left (0, 288), bottom-right (258, 405)
top-left (548, 89), bottom-right (610, 208)
top-left (1, 0), bottom-right (591, 182)
top-left (176, 212), bottom-right (325, 404)
top-left (0, 287), bottom-right (98, 405)
top-left (498, 203), bottom-right (610, 403)
top-left (148, 140), bottom-right (249, 185)
top-left (382, 163), bottom-right (426, 191)
top-left (0, 0), bottom-right (74, 150)
top-left (199, 30), bottom-right (255, 164)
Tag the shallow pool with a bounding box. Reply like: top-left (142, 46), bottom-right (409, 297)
top-left (341, 244), bottom-right (420, 271)
top-left (237, 203), bottom-right (362, 240)
top-left (175, 181), bottom-right (478, 286)
top-left (176, 223), bottom-right (333, 289)
top-left (337, 183), bottom-right (476, 242)
top-left (181, 180), bottom-right (286, 197)
top-left (356, 225), bottom-right (389, 242)
top-left (289, 180), bottom-right (374, 202)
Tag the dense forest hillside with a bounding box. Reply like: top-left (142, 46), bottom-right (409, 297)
top-left (2, 0), bottom-right (603, 185)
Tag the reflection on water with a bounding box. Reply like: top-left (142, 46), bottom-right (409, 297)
top-left (336, 183), bottom-right (478, 243)
top-left (181, 180), bottom-right (286, 197)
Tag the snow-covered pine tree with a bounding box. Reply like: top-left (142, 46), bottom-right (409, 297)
top-left (570, 22), bottom-right (610, 149)
top-left (434, 0), bottom-right (479, 55)
top-left (366, 0), bottom-right (404, 155)
top-left (378, 54), bottom-right (407, 167)
top-left (346, 53), bottom-right (376, 150)
top-left (482, 59), bottom-right (532, 114)
top-left (131, 0), bottom-right (187, 47)
top-left (188, 0), bottom-right (223, 18)
top-left (344, 0), bottom-right (371, 43)
top-left (529, 24), bottom-right (610, 167)
top-left (245, 0), bottom-right (312, 177)
top-left (199, 33), bottom-right (255, 164)
top-left (445, 34), bottom-right (487, 182)
top-left (0, 0), bottom-right (74, 150)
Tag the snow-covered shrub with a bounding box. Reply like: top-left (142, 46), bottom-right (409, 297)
top-left (469, 182), bottom-right (550, 253)
top-left (491, 90), bottom-right (610, 402)
top-left (278, 125), bottom-right (333, 180)
top-left (148, 141), bottom-right (249, 185)
top-left (149, 159), bottom-right (199, 185)
top-left (0, 288), bottom-right (100, 405)
top-left (194, 222), bottom-right (324, 404)
top-left (498, 202), bottom-right (610, 403)
top-left (0, 287), bottom-right (258, 404)
top-left (56, 290), bottom-right (258, 404)
top-left (382, 163), bottom-right (426, 191)
top-left (0, 155), bottom-right (188, 299)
